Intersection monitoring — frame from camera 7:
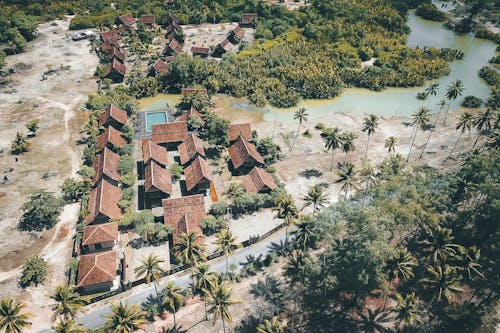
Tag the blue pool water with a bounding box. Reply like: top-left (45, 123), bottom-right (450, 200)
top-left (146, 111), bottom-right (168, 132)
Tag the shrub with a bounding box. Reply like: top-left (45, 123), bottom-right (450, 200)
top-left (11, 132), bottom-right (29, 154)
top-left (415, 3), bottom-right (446, 22)
top-left (18, 190), bottom-right (63, 231)
top-left (26, 119), bottom-right (40, 136)
top-left (461, 96), bottom-right (483, 108)
top-left (315, 123), bottom-right (326, 131)
top-left (302, 130), bottom-right (312, 138)
top-left (210, 200), bottom-right (229, 217)
top-left (121, 187), bottom-right (135, 202)
top-left (200, 215), bottom-right (227, 235)
top-left (20, 256), bottom-right (47, 287)
top-left (479, 66), bottom-right (499, 86)
top-left (475, 29), bottom-right (500, 44)
top-left (61, 178), bottom-right (88, 202)
top-left (118, 155), bottom-right (135, 175)
top-left (69, 16), bottom-right (95, 30)
top-left (135, 222), bottom-right (172, 245)
top-left (256, 137), bottom-right (281, 164)
top-left (169, 162), bottom-right (183, 181)
top-left (77, 166), bottom-right (95, 182)
top-left (120, 211), bottom-right (154, 229)
top-left (121, 172), bottom-right (136, 187)
top-left (232, 193), bottom-right (272, 216)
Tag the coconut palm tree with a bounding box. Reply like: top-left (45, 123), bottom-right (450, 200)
top-left (0, 299), bottom-right (33, 333)
top-left (472, 108), bottom-right (494, 148)
top-left (407, 107), bottom-right (430, 162)
top-left (457, 246), bottom-right (484, 279)
top-left (384, 249), bottom-right (416, 282)
top-left (301, 184), bottom-right (328, 213)
top-left (257, 316), bottom-right (287, 333)
top-left (357, 308), bottom-right (391, 333)
top-left (161, 282), bottom-right (184, 328)
top-left (320, 127), bottom-right (342, 171)
top-left (205, 281), bottom-right (238, 333)
top-left (104, 302), bottom-right (147, 333)
top-left (420, 100), bottom-right (447, 159)
top-left (52, 319), bottom-right (85, 333)
top-left (445, 111), bottom-right (475, 163)
top-left (335, 162), bottom-right (357, 200)
top-left (134, 254), bottom-right (166, 297)
top-left (223, 182), bottom-right (245, 202)
top-left (273, 194), bottom-right (299, 250)
top-left (390, 293), bottom-right (422, 328)
top-left (443, 79), bottom-right (464, 125)
top-left (420, 265), bottom-right (464, 303)
top-left (291, 215), bottom-right (317, 252)
top-left (362, 114), bottom-right (379, 159)
top-left (192, 264), bottom-right (218, 320)
top-left (50, 285), bottom-right (87, 321)
top-left (424, 82), bottom-right (440, 107)
top-left (340, 131), bottom-right (358, 162)
top-left (384, 136), bottom-right (397, 155)
top-left (173, 231), bottom-right (206, 267)
top-left (291, 107), bottom-right (309, 151)
top-left (214, 229), bottom-right (237, 275)
top-left (418, 226), bottom-right (463, 265)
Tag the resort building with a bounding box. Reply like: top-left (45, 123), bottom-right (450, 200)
top-left (118, 13), bottom-right (138, 28)
top-left (85, 179), bottom-right (122, 225)
top-left (228, 123), bottom-right (252, 142)
top-left (228, 137), bottom-right (264, 171)
top-left (181, 88), bottom-right (207, 95)
top-left (142, 139), bottom-right (169, 167)
top-left (99, 104), bottom-right (128, 129)
top-left (93, 147), bottom-right (121, 185)
top-left (178, 133), bottom-right (205, 165)
top-left (100, 30), bottom-right (120, 43)
top-left (191, 46), bottom-right (210, 58)
top-left (151, 121), bottom-right (189, 147)
top-left (96, 126), bottom-right (127, 151)
top-left (177, 107), bottom-right (205, 124)
top-left (184, 156), bottom-right (212, 194)
top-left (81, 222), bottom-right (119, 253)
top-left (103, 59), bottom-right (126, 83)
top-left (77, 250), bottom-right (121, 294)
top-left (242, 167), bottom-right (278, 193)
top-left (213, 38), bottom-right (233, 57)
top-left (147, 59), bottom-right (169, 77)
top-left (144, 161), bottom-right (173, 205)
top-left (228, 26), bottom-right (245, 44)
top-left (162, 194), bottom-right (206, 243)
top-left (163, 38), bottom-right (183, 56)
top-left (240, 13), bottom-right (257, 27)
top-left (140, 14), bottom-right (155, 28)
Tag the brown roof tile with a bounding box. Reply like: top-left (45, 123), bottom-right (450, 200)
top-left (82, 222), bottom-right (118, 246)
top-left (100, 30), bottom-right (120, 43)
top-left (241, 13), bottom-right (257, 25)
top-left (99, 104), bottom-right (128, 127)
top-left (165, 38), bottom-right (183, 54)
top-left (242, 167), bottom-right (278, 193)
top-left (141, 14), bottom-right (155, 25)
top-left (228, 137), bottom-right (264, 170)
top-left (104, 59), bottom-right (127, 77)
top-left (142, 139), bottom-right (169, 166)
top-left (77, 250), bottom-right (117, 287)
top-left (228, 123), bottom-right (252, 142)
top-left (177, 107), bottom-right (205, 124)
top-left (93, 147), bottom-right (121, 184)
top-left (162, 195), bottom-right (206, 241)
top-left (119, 13), bottom-right (138, 26)
top-left (85, 179), bottom-right (122, 225)
top-left (149, 59), bottom-right (169, 75)
top-left (144, 161), bottom-right (173, 194)
top-left (111, 47), bottom-right (126, 62)
top-left (151, 121), bottom-right (188, 144)
top-left (97, 126), bottom-right (127, 151)
top-left (99, 41), bottom-right (121, 54)
top-left (231, 26), bottom-right (245, 38)
top-left (181, 88), bottom-right (207, 95)
top-left (217, 38), bottom-right (233, 52)
top-left (191, 46), bottom-right (210, 55)
top-left (184, 156), bottom-right (212, 191)
top-left (178, 133), bottom-right (205, 165)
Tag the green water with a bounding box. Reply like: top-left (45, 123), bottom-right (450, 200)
top-left (146, 111), bottom-right (168, 132)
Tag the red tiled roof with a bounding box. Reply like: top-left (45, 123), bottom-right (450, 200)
top-left (241, 13), bottom-right (257, 25)
top-left (217, 38), bottom-right (233, 52)
top-left (99, 41), bottom-right (121, 54)
top-left (142, 139), bottom-right (169, 166)
top-left (104, 59), bottom-right (126, 77)
top-left (112, 47), bottom-right (126, 62)
top-left (231, 26), bottom-right (245, 38)
top-left (162, 194), bottom-right (206, 241)
top-left (166, 20), bottom-right (181, 34)
top-left (77, 250), bottom-right (117, 287)
top-left (151, 121), bottom-right (188, 144)
top-left (166, 38), bottom-right (183, 54)
top-left (93, 147), bottom-right (121, 184)
top-left (97, 126), bottom-right (127, 151)
top-left (82, 222), bottom-right (118, 246)
top-left (178, 133), bottom-right (205, 165)
top-left (177, 107), bottom-right (205, 124)
top-left (149, 59), bottom-right (169, 74)
top-left (165, 56), bottom-right (175, 63)
top-left (228, 137), bottom-right (264, 170)
top-left (191, 46), bottom-right (210, 55)
top-left (99, 104), bottom-right (128, 127)
top-left (242, 167), bottom-right (278, 193)
top-left (85, 179), bottom-right (122, 225)
top-left (141, 14), bottom-right (155, 25)
top-left (184, 156), bottom-right (212, 191)
top-left (100, 30), bottom-right (120, 43)
top-left (166, 32), bottom-right (176, 42)
top-left (228, 123), bottom-right (252, 142)
top-left (181, 88), bottom-right (207, 95)
top-left (119, 13), bottom-right (138, 26)
top-left (144, 161), bottom-right (173, 194)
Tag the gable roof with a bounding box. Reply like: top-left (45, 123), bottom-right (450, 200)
top-left (181, 88), bottom-right (207, 95)
top-left (162, 194), bottom-right (206, 241)
top-left (144, 161), bottom-right (173, 194)
top-left (97, 126), bottom-right (127, 151)
top-left (111, 47), bottom-right (126, 62)
top-left (99, 104), bottom-right (128, 127)
top-left (151, 121), bottom-right (188, 144)
top-left (142, 139), bottom-right (169, 166)
top-left (231, 26), bottom-right (245, 38)
top-left (241, 13), bottom-right (257, 25)
top-left (228, 123), bottom-right (252, 142)
top-left (119, 13), bottom-right (138, 26)
top-left (228, 137), bottom-right (264, 170)
top-left (93, 147), bottom-right (121, 184)
top-left (217, 38), bottom-right (233, 52)
top-left (104, 59), bottom-right (127, 77)
top-left (191, 46), bottom-right (210, 55)
top-left (82, 222), bottom-right (118, 246)
top-left (178, 133), bottom-right (205, 165)
top-left (149, 59), bottom-right (169, 75)
top-left (166, 38), bottom-right (183, 54)
top-left (184, 156), bottom-right (212, 191)
top-left (140, 14), bottom-right (155, 25)
top-left (99, 41), bottom-right (121, 54)
top-left (77, 250), bottom-right (117, 287)
top-left (177, 106), bottom-right (205, 123)
top-left (242, 167), bottom-right (278, 193)
top-left (100, 30), bottom-right (120, 43)
top-left (85, 179), bottom-right (122, 225)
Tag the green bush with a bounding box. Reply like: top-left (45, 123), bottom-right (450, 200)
top-left (475, 29), bottom-right (500, 44)
top-left (461, 96), bottom-right (483, 108)
top-left (61, 178), bottom-right (88, 202)
top-left (120, 211), bottom-right (154, 229)
top-left (210, 200), bottom-right (229, 217)
top-left (20, 256), bottom-right (48, 287)
top-left (415, 3), bottom-right (446, 22)
top-left (256, 137), bottom-right (281, 164)
top-left (118, 155), bottom-right (135, 175)
top-left (479, 66), bottom-right (499, 86)
top-left (121, 172), bottom-right (136, 187)
top-left (18, 190), bottom-right (63, 231)
top-left (200, 215), bottom-right (227, 235)
top-left (135, 222), bottom-right (172, 245)
top-left (69, 16), bottom-right (95, 30)
top-left (169, 162), bottom-right (183, 181)
top-left (121, 187), bottom-right (135, 202)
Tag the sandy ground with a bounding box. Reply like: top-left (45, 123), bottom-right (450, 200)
top-left (265, 0), bottom-right (308, 10)
top-left (0, 17), bottom-right (98, 331)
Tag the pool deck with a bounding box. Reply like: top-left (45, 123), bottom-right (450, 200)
top-left (134, 109), bottom-right (176, 140)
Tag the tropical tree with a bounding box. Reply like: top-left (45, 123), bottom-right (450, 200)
top-left (390, 293), bottom-right (422, 328)
top-left (335, 162), bottom-right (357, 200)
top-left (301, 184), bottom-right (328, 213)
top-left (273, 194), bottom-right (299, 250)
top-left (161, 282), bottom-right (184, 328)
top-left (134, 254), bottom-right (166, 296)
top-left (0, 299), bottom-right (33, 333)
top-left (424, 82), bottom-right (439, 107)
top-left (291, 107), bottom-right (309, 151)
top-left (384, 249), bottom-right (416, 282)
top-left (472, 108), bottom-right (494, 148)
top-left (457, 246), bottom-right (484, 279)
top-left (340, 131), bottom-right (358, 162)
top-left (256, 316), bottom-right (287, 333)
top-left (443, 79), bottom-right (464, 125)
top-left (192, 264), bottom-right (217, 320)
top-left (320, 127), bottom-right (342, 171)
top-left (223, 182), bottom-right (245, 202)
top-left (26, 119), bottom-right (40, 137)
top-left (173, 231), bottom-right (206, 267)
top-left (50, 285), bottom-right (87, 320)
top-left (418, 226), bottom-right (463, 265)
top-left (357, 308), bottom-right (391, 333)
top-left (205, 281), bottom-right (238, 333)
top-left (104, 302), bottom-right (147, 333)
top-left (11, 132), bottom-right (29, 154)
top-left (420, 265), bottom-right (464, 303)
top-left (445, 111), bottom-right (475, 163)
top-left (420, 99), bottom-right (447, 159)
top-left (361, 114), bottom-right (379, 159)
top-left (52, 319), bottom-right (85, 333)
top-left (291, 215), bottom-right (317, 251)
top-left (407, 107), bottom-right (430, 162)
top-left (214, 230), bottom-right (237, 275)
top-left (384, 136), bottom-right (397, 155)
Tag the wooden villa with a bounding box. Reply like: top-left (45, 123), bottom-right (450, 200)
top-left (162, 194), bottom-right (206, 243)
top-left (85, 179), bottom-right (122, 225)
top-left (103, 59), bottom-right (126, 82)
top-left (144, 161), bottom-right (173, 205)
top-left (178, 133), bottom-right (205, 165)
top-left (228, 123), bottom-right (252, 142)
top-left (240, 13), bottom-right (257, 27)
top-left (151, 121), bottom-right (189, 148)
top-left (140, 14), bottom-right (156, 28)
top-left (242, 167), bottom-right (278, 193)
top-left (119, 13), bottom-right (138, 28)
top-left (212, 38), bottom-right (233, 57)
top-left (191, 46), bottom-right (210, 57)
top-left (100, 30), bottom-right (120, 43)
top-left (177, 106), bottom-right (205, 124)
top-left (184, 156), bottom-right (212, 194)
top-left (228, 137), bottom-right (264, 171)
top-left (77, 250), bottom-right (120, 294)
top-left (228, 26), bottom-right (245, 44)
top-left (142, 139), bottom-right (169, 167)
top-left (93, 147), bottom-right (121, 185)
top-left (96, 126), bottom-right (127, 151)
top-left (99, 104), bottom-right (128, 129)
top-left (163, 38), bottom-right (183, 56)
top-left (147, 59), bottom-right (170, 77)
top-left (81, 222), bottom-right (119, 253)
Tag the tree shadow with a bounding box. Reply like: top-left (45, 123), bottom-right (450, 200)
top-left (299, 169), bottom-right (323, 179)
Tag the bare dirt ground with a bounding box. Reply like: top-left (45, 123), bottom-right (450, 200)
top-left (0, 17), bottom-right (98, 331)
top-left (265, 0), bottom-right (308, 10)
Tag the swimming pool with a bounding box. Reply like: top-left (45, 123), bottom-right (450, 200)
top-left (146, 111), bottom-right (168, 132)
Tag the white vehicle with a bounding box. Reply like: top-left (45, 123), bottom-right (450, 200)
top-left (72, 30), bottom-right (96, 41)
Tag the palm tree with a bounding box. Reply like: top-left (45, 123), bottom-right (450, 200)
top-left (384, 136), bottom-right (397, 155)
top-left (424, 82), bottom-right (440, 108)
top-left (340, 131), bottom-right (358, 162)
top-left (357, 308), bottom-right (391, 333)
top-left (445, 111), bottom-right (474, 163)
top-left (104, 302), bottom-right (147, 333)
top-left (273, 194), bottom-right (298, 250)
top-left (291, 215), bottom-right (317, 252)
top-left (52, 319), bottom-right (85, 333)
top-left (284, 251), bottom-right (310, 286)
top-left (192, 264), bottom-right (217, 320)
top-left (418, 226), bottom-right (463, 265)
top-left (223, 182), bottom-right (245, 202)
top-left (0, 299), bottom-right (33, 333)
top-left (134, 254), bottom-right (166, 296)
top-left (301, 184), bottom-right (328, 213)
top-left (390, 293), bottom-right (422, 328)
top-left (362, 114), bottom-right (379, 159)
top-left (420, 265), bottom-right (464, 303)
top-left (50, 285), bottom-right (87, 321)
top-left (205, 281), bottom-right (238, 333)
top-left (420, 97), bottom-right (450, 159)
top-left (407, 107), bottom-right (430, 162)
top-left (11, 132), bottom-right (29, 154)
top-left (320, 127), bottom-right (342, 171)
top-left (161, 282), bottom-right (184, 328)
top-left (257, 316), bottom-right (286, 333)
top-left (214, 230), bottom-right (237, 275)
top-left (335, 162), bottom-right (357, 200)
top-left (173, 231), bottom-right (206, 267)
top-left (458, 246), bottom-right (484, 279)
top-left (472, 109), bottom-right (494, 148)
top-left (291, 107), bottom-right (309, 151)
top-left (443, 79), bottom-right (464, 125)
